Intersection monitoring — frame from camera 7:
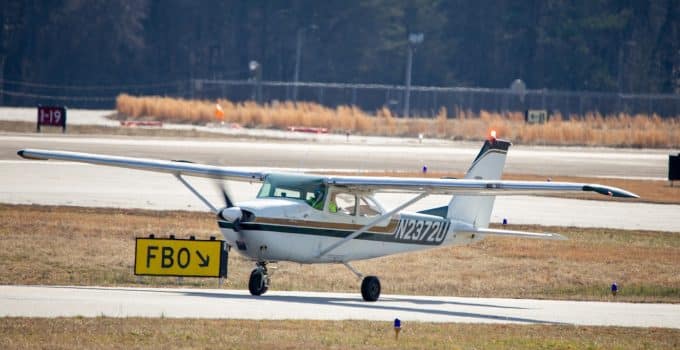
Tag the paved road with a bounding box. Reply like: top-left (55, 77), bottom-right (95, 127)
top-left (0, 134), bottom-right (670, 179)
top-left (1, 286), bottom-right (678, 328)
top-left (3, 133), bottom-right (678, 231)
top-left (0, 107), bottom-right (119, 126)
top-left (2, 160), bottom-right (678, 232)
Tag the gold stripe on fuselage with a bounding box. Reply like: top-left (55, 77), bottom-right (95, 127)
top-left (252, 217), bottom-right (399, 234)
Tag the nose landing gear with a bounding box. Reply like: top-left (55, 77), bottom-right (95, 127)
top-left (248, 261), bottom-right (270, 296)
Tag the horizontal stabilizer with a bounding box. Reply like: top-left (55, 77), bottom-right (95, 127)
top-left (473, 227), bottom-right (567, 240)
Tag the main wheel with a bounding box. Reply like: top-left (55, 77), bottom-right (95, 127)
top-left (361, 276), bottom-right (381, 301)
top-left (248, 268), bottom-right (268, 296)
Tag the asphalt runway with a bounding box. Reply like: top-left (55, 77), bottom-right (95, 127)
top-left (1, 286), bottom-right (678, 328)
top-left (0, 134), bottom-right (669, 179)
top-left (2, 160), bottom-right (679, 231)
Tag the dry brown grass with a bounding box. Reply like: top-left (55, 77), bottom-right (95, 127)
top-left (116, 94), bottom-right (680, 148)
top-left (1, 204), bottom-right (678, 302)
top-left (1, 318), bottom-right (678, 349)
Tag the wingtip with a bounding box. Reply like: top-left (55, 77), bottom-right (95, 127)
top-left (612, 188), bottom-right (639, 199)
top-left (17, 149), bottom-right (47, 160)
top-left (583, 184), bottom-right (639, 199)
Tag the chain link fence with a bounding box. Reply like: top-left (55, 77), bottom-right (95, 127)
top-left (2, 79), bottom-right (679, 118)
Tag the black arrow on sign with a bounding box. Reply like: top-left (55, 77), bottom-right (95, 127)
top-left (196, 251), bottom-right (210, 267)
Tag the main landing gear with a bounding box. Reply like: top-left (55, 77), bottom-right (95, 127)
top-left (248, 261), bottom-right (270, 296)
top-left (360, 275), bottom-right (381, 302)
top-left (343, 262), bottom-right (381, 302)
top-left (247, 261), bottom-right (381, 302)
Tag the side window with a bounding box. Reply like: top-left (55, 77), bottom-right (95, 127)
top-left (358, 196), bottom-right (380, 217)
top-left (273, 188), bottom-right (300, 199)
top-left (257, 182), bottom-right (272, 197)
top-left (328, 192), bottom-right (356, 216)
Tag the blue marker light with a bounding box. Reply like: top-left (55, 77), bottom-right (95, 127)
top-left (394, 318), bottom-right (402, 340)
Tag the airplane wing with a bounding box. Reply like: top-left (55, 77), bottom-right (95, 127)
top-left (18, 149), bottom-right (638, 198)
top-left (17, 149), bottom-right (266, 182)
top-left (325, 175), bottom-right (639, 198)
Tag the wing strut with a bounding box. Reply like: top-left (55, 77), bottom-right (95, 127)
top-left (342, 262), bottom-right (363, 279)
top-left (316, 192), bottom-right (429, 258)
top-left (174, 174), bottom-right (218, 213)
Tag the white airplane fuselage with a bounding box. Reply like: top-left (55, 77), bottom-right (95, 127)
top-left (218, 197), bottom-right (480, 263)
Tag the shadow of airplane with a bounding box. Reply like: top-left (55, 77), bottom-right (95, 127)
top-left (49, 286), bottom-right (560, 325)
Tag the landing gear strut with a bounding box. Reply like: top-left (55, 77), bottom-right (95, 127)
top-left (342, 262), bottom-right (381, 302)
top-left (248, 262), bottom-right (270, 296)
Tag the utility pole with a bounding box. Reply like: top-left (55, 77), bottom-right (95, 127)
top-left (249, 60), bottom-right (262, 104)
top-left (403, 33), bottom-right (423, 118)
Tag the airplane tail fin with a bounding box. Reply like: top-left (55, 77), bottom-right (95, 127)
top-left (446, 138), bottom-right (511, 227)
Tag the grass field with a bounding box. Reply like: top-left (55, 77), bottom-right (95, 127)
top-left (1, 318), bottom-right (678, 349)
top-left (1, 204), bottom-right (678, 303)
top-left (116, 94), bottom-right (680, 148)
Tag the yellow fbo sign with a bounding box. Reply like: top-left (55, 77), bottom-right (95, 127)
top-left (134, 237), bottom-right (227, 278)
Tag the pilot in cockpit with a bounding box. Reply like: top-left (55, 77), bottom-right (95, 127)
top-left (306, 188), bottom-right (326, 210)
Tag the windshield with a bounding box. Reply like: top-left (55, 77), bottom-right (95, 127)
top-left (257, 173), bottom-right (326, 209)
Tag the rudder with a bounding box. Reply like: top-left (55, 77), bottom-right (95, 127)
top-left (446, 138), bottom-right (511, 227)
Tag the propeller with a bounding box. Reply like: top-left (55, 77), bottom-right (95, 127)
top-left (216, 180), bottom-right (242, 232)
top-left (218, 181), bottom-right (235, 208)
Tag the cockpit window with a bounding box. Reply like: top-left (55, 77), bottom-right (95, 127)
top-left (358, 196), bottom-right (381, 217)
top-left (257, 173), bottom-right (326, 210)
top-left (328, 192), bottom-right (356, 215)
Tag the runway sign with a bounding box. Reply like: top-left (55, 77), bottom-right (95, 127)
top-left (135, 237), bottom-right (227, 278)
top-left (37, 105), bottom-right (67, 132)
top-left (525, 109), bottom-right (549, 124)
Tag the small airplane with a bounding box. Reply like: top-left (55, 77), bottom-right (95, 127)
top-left (18, 133), bottom-right (638, 301)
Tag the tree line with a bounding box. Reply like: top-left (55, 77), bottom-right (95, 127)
top-left (1, 0), bottom-right (678, 96)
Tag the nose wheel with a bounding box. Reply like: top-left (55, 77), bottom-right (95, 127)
top-left (248, 262), bottom-right (270, 296)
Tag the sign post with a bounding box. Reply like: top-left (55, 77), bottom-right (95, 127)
top-left (134, 236), bottom-right (228, 278)
top-left (37, 105), bottom-right (67, 133)
top-left (669, 154), bottom-right (680, 187)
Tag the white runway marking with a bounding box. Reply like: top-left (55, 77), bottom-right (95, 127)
top-left (1, 286), bottom-right (678, 328)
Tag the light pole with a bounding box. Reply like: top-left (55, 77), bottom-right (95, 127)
top-left (403, 33), bottom-right (424, 118)
top-left (293, 25), bottom-right (317, 103)
top-left (249, 60), bottom-right (262, 103)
